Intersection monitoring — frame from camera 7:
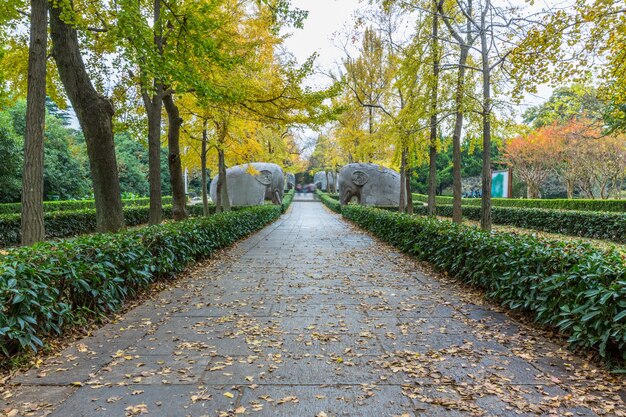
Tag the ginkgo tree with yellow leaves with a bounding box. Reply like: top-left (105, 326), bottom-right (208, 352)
top-left (169, 0), bottom-right (334, 213)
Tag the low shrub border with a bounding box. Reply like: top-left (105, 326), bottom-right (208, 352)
top-left (412, 193), bottom-right (626, 213)
top-left (0, 205), bottom-right (282, 360)
top-left (342, 205), bottom-right (626, 361)
top-left (0, 196), bottom-right (174, 215)
top-left (0, 204), bottom-right (207, 247)
top-left (414, 204), bottom-right (626, 244)
top-left (282, 189), bottom-right (295, 212)
top-left (316, 190), bottom-right (341, 213)
top-left (316, 192), bottom-right (625, 243)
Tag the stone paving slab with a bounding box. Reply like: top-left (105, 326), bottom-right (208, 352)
top-left (2, 201), bottom-right (626, 416)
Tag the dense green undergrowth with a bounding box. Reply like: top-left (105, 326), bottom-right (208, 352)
top-left (0, 196), bottom-right (174, 215)
top-left (0, 204), bottom-right (207, 247)
top-left (0, 205), bottom-right (282, 360)
top-left (342, 205), bottom-right (626, 362)
top-left (412, 193), bottom-right (626, 213)
top-left (320, 192), bottom-right (626, 243)
top-left (429, 205), bottom-right (626, 244)
top-left (317, 191), bottom-right (341, 213)
top-left (282, 189), bottom-right (295, 212)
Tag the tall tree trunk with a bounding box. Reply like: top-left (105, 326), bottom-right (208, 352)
top-left (21, 0), bottom-right (47, 245)
top-left (163, 93), bottom-right (187, 220)
top-left (427, 0), bottom-right (440, 216)
top-left (399, 145), bottom-right (407, 213)
top-left (49, 0), bottom-right (124, 232)
top-left (406, 167), bottom-right (414, 214)
top-left (324, 170), bottom-right (331, 193)
top-left (479, 1), bottom-right (492, 231)
top-left (440, 0), bottom-right (473, 224)
top-left (566, 178), bottom-right (574, 199)
top-left (216, 147), bottom-right (230, 212)
top-left (368, 105), bottom-right (374, 163)
top-left (451, 49), bottom-right (469, 224)
top-left (201, 124), bottom-right (209, 216)
top-left (142, 93), bottom-right (163, 225)
top-left (142, 0), bottom-right (164, 225)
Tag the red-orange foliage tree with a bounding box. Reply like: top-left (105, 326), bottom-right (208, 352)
top-left (504, 126), bottom-right (562, 198)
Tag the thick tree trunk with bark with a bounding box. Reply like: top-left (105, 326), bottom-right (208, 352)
top-left (142, 92), bottom-right (163, 225)
top-left (142, 0), bottom-right (165, 225)
top-left (216, 147), bottom-right (231, 212)
top-left (399, 146), bottom-right (407, 213)
top-left (21, 0), bottom-right (48, 245)
top-left (163, 93), bottom-right (187, 220)
top-left (428, 142), bottom-right (437, 215)
top-left (324, 170), bottom-right (332, 193)
top-left (479, 2), bottom-right (492, 231)
top-left (405, 168), bottom-right (413, 214)
top-left (427, 0), bottom-right (440, 216)
top-left (440, 0), bottom-right (473, 224)
top-left (451, 47), bottom-right (469, 224)
top-left (201, 125), bottom-right (209, 216)
top-left (49, 1), bottom-right (124, 232)
top-left (566, 179), bottom-right (575, 199)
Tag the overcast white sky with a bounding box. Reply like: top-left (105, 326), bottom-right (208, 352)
top-left (282, 0), bottom-right (554, 107)
top-left (283, 0), bottom-right (362, 88)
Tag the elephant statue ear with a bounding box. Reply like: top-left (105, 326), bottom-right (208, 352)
top-left (256, 170), bottom-right (273, 185)
top-left (351, 170), bottom-right (369, 186)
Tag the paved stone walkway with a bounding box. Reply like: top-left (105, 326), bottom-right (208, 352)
top-left (3, 202), bottom-right (625, 416)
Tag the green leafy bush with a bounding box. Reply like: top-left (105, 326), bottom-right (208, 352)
top-left (0, 204), bottom-right (208, 247)
top-left (317, 191), bottom-right (341, 213)
top-left (0, 205), bottom-right (281, 359)
top-left (342, 205), bottom-right (626, 360)
top-left (282, 189), bottom-right (295, 212)
top-left (412, 193), bottom-right (626, 213)
top-left (422, 205), bottom-right (626, 243)
top-left (316, 192), bottom-right (624, 243)
top-left (0, 196), bottom-right (174, 215)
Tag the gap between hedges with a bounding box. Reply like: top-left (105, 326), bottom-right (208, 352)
top-left (0, 204), bottom-right (286, 362)
top-left (341, 204), bottom-right (626, 364)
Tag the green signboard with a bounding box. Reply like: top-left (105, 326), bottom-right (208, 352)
top-left (491, 170), bottom-right (510, 198)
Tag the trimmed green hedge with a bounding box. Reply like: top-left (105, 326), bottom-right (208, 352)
top-left (282, 189), bottom-right (295, 212)
top-left (0, 205), bottom-right (281, 359)
top-left (317, 191), bottom-right (341, 213)
top-left (0, 196), bottom-right (174, 215)
top-left (419, 205), bottom-right (626, 244)
top-left (412, 193), bottom-right (626, 213)
top-left (342, 205), bottom-right (626, 360)
top-left (0, 205), bottom-right (208, 247)
top-left (316, 192), bottom-right (625, 243)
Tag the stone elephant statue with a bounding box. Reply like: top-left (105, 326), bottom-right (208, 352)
top-left (210, 162), bottom-right (284, 207)
top-left (313, 171), bottom-right (338, 192)
top-left (338, 163), bottom-right (401, 206)
top-left (285, 173), bottom-right (296, 191)
top-left (313, 171), bottom-right (327, 191)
